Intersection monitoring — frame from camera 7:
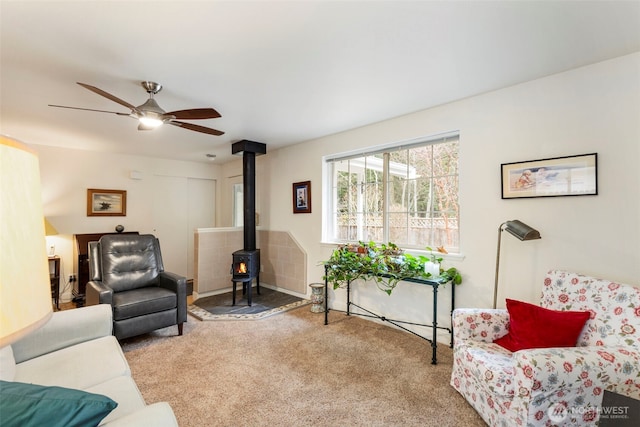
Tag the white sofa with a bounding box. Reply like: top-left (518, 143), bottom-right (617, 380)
top-left (0, 304), bottom-right (178, 426)
top-left (450, 270), bottom-right (640, 426)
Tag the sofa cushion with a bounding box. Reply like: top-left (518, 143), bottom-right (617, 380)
top-left (10, 305), bottom-right (113, 364)
top-left (494, 298), bottom-right (590, 352)
top-left (0, 380), bottom-right (117, 427)
top-left (14, 336), bottom-right (130, 391)
top-left (98, 402), bottom-right (178, 427)
top-left (0, 345), bottom-right (16, 381)
top-left (85, 376), bottom-right (146, 425)
top-left (112, 287), bottom-right (176, 320)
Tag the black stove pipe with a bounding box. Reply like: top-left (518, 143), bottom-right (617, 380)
top-left (243, 150), bottom-right (256, 251)
top-left (232, 140), bottom-right (267, 251)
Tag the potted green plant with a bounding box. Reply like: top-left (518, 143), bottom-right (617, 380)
top-left (323, 241), bottom-right (462, 295)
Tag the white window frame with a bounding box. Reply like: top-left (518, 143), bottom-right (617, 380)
top-left (322, 131), bottom-right (460, 251)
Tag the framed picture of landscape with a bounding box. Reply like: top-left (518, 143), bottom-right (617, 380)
top-left (87, 188), bottom-right (127, 216)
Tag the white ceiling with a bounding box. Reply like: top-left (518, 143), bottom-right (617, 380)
top-left (1, 1), bottom-right (639, 163)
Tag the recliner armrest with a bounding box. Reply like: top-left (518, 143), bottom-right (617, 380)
top-left (86, 280), bottom-right (114, 306)
top-left (157, 271), bottom-right (187, 324)
top-left (157, 271), bottom-right (186, 293)
top-left (452, 308), bottom-right (510, 344)
top-left (11, 305), bottom-right (113, 363)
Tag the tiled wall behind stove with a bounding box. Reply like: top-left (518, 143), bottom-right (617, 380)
top-left (258, 230), bottom-right (307, 295)
top-left (195, 229), bottom-right (307, 296)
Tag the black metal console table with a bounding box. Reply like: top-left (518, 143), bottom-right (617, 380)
top-left (323, 265), bottom-right (455, 365)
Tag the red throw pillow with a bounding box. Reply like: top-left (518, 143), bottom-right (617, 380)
top-left (494, 298), bottom-right (590, 352)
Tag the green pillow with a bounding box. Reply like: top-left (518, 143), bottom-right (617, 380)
top-left (0, 380), bottom-right (117, 427)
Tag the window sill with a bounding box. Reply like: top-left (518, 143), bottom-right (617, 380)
top-left (320, 241), bottom-right (465, 261)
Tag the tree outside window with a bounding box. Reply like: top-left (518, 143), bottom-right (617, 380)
top-left (326, 134), bottom-right (459, 252)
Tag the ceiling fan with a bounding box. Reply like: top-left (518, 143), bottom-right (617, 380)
top-left (49, 81), bottom-right (224, 136)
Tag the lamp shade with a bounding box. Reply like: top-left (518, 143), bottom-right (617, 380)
top-left (44, 218), bottom-right (58, 236)
top-left (0, 136), bottom-right (53, 347)
top-left (504, 220), bottom-right (541, 241)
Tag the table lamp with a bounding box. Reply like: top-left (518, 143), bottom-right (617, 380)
top-left (493, 220), bottom-right (541, 309)
top-left (0, 135), bottom-right (53, 347)
top-left (45, 218), bottom-right (59, 256)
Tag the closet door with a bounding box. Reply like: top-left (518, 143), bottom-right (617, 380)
top-left (153, 175), bottom-right (189, 277)
top-left (187, 177), bottom-right (216, 279)
top-left (152, 175), bottom-right (216, 279)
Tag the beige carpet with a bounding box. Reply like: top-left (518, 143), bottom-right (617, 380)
top-left (121, 307), bottom-right (485, 427)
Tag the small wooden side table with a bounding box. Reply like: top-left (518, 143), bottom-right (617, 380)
top-left (49, 256), bottom-right (60, 310)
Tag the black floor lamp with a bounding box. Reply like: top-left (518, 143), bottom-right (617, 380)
top-left (493, 220), bottom-right (541, 309)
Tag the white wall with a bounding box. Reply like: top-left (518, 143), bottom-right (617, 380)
top-left (223, 53), bottom-right (639, 342)
top-left (36, 145), bottom-right (221, 302)
top-left (36, 53), bottom-right (639, 343)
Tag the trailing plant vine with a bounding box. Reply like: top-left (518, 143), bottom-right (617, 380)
top-left (322, 241), bottom-right (462, 295)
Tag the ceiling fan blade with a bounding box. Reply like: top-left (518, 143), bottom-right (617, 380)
top-left (76, 82), bottom-right (138, 111)
top-left (49, 104), bottom-right (131, 116)
top-left (164, 108), bottom-right (221, 120)
top-left (168, 120), bottom-right (225, 136)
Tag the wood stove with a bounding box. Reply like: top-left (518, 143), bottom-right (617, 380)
top-left (232, 249), bottom-right (260, 281)
top-left (230, 140), bottom-right (266, 306)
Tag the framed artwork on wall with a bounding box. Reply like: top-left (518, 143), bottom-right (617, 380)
top-left (292, 181), bottom-right (311, 214)
top-left (501, 153), bottom-right (597, 199)
top-left (87, 188), bottom-right (127, 216)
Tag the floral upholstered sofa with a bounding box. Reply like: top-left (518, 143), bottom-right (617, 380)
top-left (450, 270), bottom-right (640, 426)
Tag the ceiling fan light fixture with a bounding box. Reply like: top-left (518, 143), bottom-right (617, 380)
top-left (52, 81), bottom-right (224, 136)
top-left (138, 116), bottom-right (163, 128)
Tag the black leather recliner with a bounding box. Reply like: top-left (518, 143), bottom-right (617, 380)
top-left (86, 234), bottom-right (187, 340)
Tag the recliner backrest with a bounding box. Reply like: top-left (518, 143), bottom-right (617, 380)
top-left (93, 234), bottom-right (165, 293)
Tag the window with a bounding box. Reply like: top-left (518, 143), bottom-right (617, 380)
top-left (324, 133), bottom-right (459, 252)
top-left (233, 183), bottom-right (243, 227)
